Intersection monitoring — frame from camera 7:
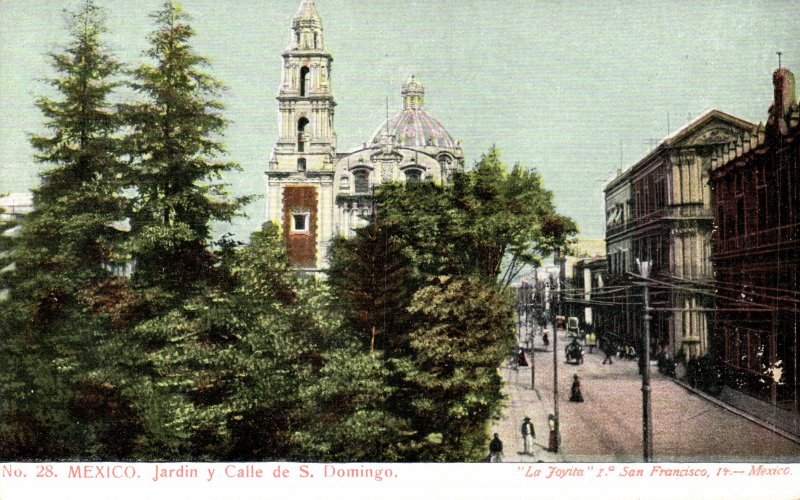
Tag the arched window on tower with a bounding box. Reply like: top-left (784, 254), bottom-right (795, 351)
top-left (297, 117), bottom-right (309, 152)
top-left (353, 170), bottom-right (370, 194)
top-left (300, 66), bottom-right (311, 96)
top-left (313, 33), bottom-right (318, 49)
top-left (297, 158), bottom-right (306, 172)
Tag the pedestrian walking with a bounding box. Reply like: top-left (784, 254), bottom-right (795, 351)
top-left (542, 332), bottom-right (550, 347)
top-left (521, 417), bottom-right (535, 454)
top-left (602, 339), bottom-right (614, 365)
top-left (569, 374), bottom-right (584, 402)
top-left (488, 433), bottom-right (504, 462)
top-left (517, 347), bottom-right (528, 367)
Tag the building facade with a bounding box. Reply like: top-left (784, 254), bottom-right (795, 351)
top-left (561, 238), bottom-right (606, 328)
top-left (265, 0), bottom-right (464, 270)
top-left (710, 67), bottom-right (799, 412)
top-left (601, 110), bottom-right (756, 358)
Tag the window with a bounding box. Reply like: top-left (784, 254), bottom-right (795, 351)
top-left (297, 158), bottom-right (306, 172)
top-left (654, 178), bottom-right (665, 210)
top-left (297, 117), bottom-right (309, 152)
top-left (292, 213), bottom-right (310, 233)
top-left (405, 169), bottom-right (422, 182)
top-left (354, 170), bottom-right (370, 194)
top-left (313, 33), bottom-right (318, 49)
top-left (300, 67), bottom-right (310, 96)
top-left (736, 197), bottom-right (745, 236)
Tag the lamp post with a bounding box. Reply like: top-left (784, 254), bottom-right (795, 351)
top-left (637, 258), bottom-right (654, 462)
top-left (527, 282), bottom-right (536, 391)
top-left (548, 260), bottom-right (561, 453)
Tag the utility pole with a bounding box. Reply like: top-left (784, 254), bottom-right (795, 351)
top-left (527, 283), bottom-right (536, 391)
top-left (548, 265), bottom-right (560, 452)
top-left (637, 259), bottom-right (654, 462)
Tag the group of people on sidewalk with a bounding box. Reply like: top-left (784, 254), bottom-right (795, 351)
top-left (488, 416), bottom-right (535, 462)
top-left (488, 374), bottom-right (585, 462)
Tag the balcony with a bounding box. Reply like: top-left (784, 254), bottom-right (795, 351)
top-left (715, 222), bottom-right (800, 256)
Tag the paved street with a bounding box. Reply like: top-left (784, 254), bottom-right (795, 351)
top-left (491, 326), bottom-right (800, 462)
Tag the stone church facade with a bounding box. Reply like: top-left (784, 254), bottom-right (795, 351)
top-left (265, 0), bottom-right (464, 270)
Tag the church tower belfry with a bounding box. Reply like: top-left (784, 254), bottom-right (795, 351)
top-left (266, 0), bottom-right (337, 270)
top-left (273, 0), bottom-right (336, 167)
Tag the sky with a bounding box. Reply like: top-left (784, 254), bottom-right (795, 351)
top-left (1, 0), bottom-right (799, 241)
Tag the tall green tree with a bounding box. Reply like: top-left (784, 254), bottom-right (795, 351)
top-left (403, 276), bottom-right (515, 461)
top-left (0, 0), bottom-right (139, 460)
top-left (124, 0), bottom-right (248, 292)
top-left (327, 220), bottom-right (415, 356)
top-left (452, 146), bottom-right (577, 286)
top-left (117, 1), bottom-right (256, 459)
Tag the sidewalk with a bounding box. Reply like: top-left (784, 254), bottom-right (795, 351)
top-left (491, 359), bottom-right (565, 463)
top-left (670, 379), bottom-right (800, 445)
top-left (490, 323), bottom-right (565, 463)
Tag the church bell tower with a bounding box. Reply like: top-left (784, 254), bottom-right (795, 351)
top-left (266, 0), bottom-right (336, 270)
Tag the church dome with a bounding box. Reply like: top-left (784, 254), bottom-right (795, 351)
top-left (371, 76), bottom-right (458, 149)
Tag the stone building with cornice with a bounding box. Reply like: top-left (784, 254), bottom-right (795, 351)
top-left (602, 110), bottom-right (756, 359)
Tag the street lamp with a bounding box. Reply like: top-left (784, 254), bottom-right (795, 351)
top-left (550, 250), bottom-right (561, 453)
top-left (636, 258), bottom-right (654, 462)
top-left (526, 281), bottom-right (536, 391)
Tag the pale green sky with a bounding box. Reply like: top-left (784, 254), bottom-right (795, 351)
top-left (1, 0), bottom-right (798, 240)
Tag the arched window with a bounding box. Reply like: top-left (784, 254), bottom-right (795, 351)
top-left (353, 170), bottom-right (370, 194)
top-left (405, 169), bottom-right (423, 182)
top-left (313, 33), bottom-right (318, 49)
top-left (300, 66), bottom-right (311, 96)
top-left (297, 117), bottom-right (309, 152)
top-left (297, 158), bottom-right (306, 172)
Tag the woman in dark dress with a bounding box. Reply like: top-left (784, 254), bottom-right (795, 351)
top-left (569, 374), bottom-right (584, 402)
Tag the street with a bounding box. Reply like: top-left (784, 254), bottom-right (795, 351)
top-left (491, 325), bottom-right (800, 462)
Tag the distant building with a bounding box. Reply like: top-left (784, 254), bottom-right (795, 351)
top-left (561, 238), bottom-right (606, 328)
top-left (0, 192), bottom-right (33, 223)
top-left (602, 110), bottom-right (756, 357)
top-left (709, 66), bottom-right (799, 412)
top-left (265, 0), bottom-right (465, 271)
top-left (0, 192), bottom-right (33, 300)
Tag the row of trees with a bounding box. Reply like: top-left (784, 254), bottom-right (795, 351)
top-left (0, 1), bottom-right (575, 461)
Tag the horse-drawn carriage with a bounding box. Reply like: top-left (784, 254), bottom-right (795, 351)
top-left (565, 339), bottom-right (584, 364)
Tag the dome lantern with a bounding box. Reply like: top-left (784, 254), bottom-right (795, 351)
top-left (402, 75), bottom-right (425, 110)
top-left (371, 77), bottom-right (457, 149)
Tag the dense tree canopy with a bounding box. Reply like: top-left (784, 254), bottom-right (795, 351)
top-left (325, 146), bottom-right (575, 461)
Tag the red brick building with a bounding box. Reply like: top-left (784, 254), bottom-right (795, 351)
top-left (710, 67), bottom-right (799, 413)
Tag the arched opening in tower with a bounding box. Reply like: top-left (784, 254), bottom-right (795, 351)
top-left (297, 117), bottom-right (309, 152)
top-left (300, 66), bottom-right (311, 96)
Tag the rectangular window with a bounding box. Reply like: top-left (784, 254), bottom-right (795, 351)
top-left (292, 213), bottom-right (310, 233)
top-left (736, 197), bottom-right (745, 236)
top-left (779, 168), bottom-right (790, 218)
